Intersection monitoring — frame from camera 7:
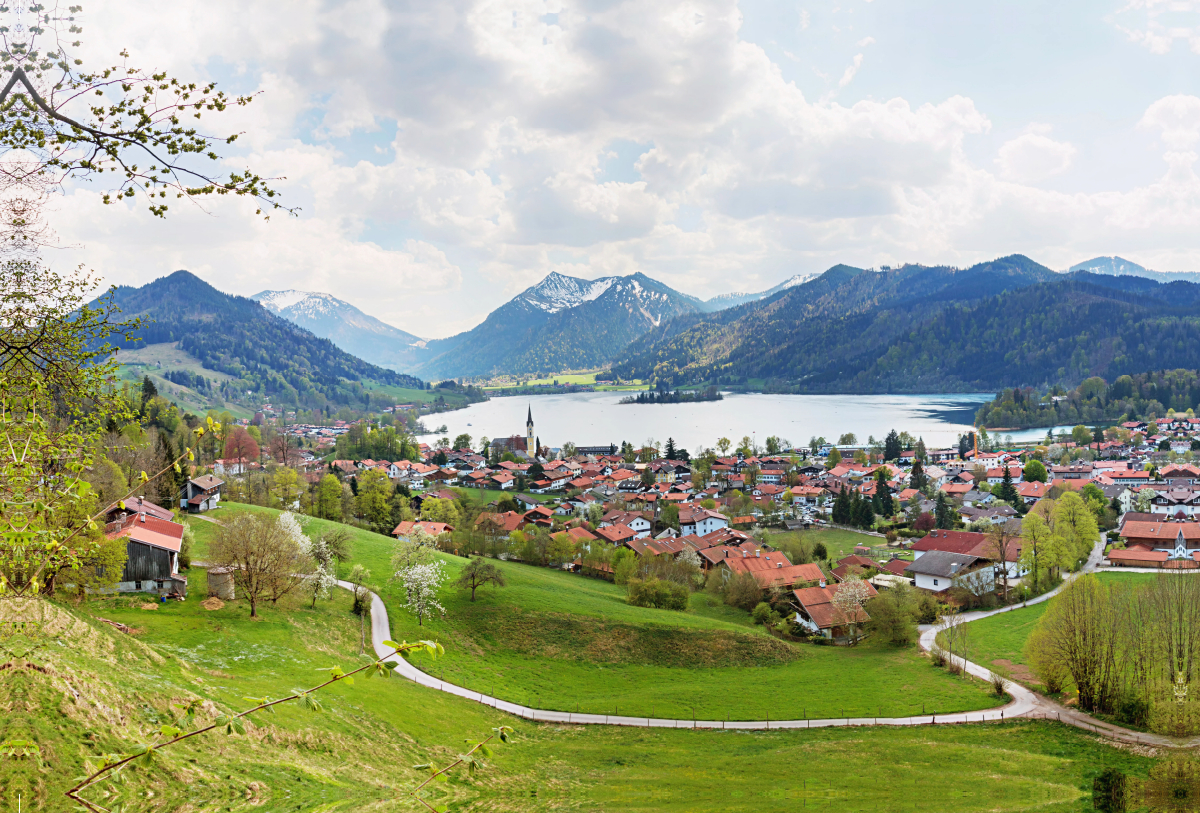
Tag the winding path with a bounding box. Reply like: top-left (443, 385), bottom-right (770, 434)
top-left (333, 537), bottom-right (1187, 744)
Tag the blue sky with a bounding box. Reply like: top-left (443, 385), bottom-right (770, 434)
top-left (60, 0), bottom-right (1200, 337)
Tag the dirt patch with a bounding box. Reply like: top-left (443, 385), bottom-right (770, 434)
top-left (200, 597), bottom-right (225, 611)
top-left (992, 658), bottom-right (1037, 685)
top-left (139, 603), bottom-right (158, 611)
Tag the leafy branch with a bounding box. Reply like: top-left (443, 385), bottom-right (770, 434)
top-left (410, 726), bottom-right (515, 813)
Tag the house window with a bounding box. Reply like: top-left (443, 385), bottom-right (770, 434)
top-left (933, 579), bottom-right (939, 586)
top-left (134, 581), bottom-right (142, 590)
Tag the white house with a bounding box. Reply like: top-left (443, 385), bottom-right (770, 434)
top-left (904, 551), bottom-right (995, 594)
top-left (679, 506), bottom-right (728, 536)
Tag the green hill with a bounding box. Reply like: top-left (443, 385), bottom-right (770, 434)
top-left (102, 270), bottom-right (425, 409)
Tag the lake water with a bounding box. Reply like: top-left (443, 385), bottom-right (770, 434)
top-left (424, 391), bottom-right (996, 453)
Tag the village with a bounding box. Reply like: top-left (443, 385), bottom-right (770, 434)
top-left (101, 402), bottom-right (1200, 644)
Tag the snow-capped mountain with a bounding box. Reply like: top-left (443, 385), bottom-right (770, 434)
top-left (520, 272), bottom-right (617, 313)
top-left (1068, 256), bottom-right (1199, 283)
top-left (702, 272), bottom-right (820, 311)
top-left (417, 271), bottom-right (702, 378)
top-left (252, 289), bottom-right (429, 372)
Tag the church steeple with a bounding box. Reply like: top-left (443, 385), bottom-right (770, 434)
top-left (526, 405), bottom-right (535, 456)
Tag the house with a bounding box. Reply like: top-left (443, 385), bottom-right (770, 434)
top-left (751, 562), bottom-right (825, 590)
top-left (959, 504), bottom-right (1019, 526)
top-left (595, 523), bottom-right (637, 545)
top-left (1121, 520), bottom-right (1200, 559)
top-left (105, 512), bottom-right (187, 596)
top-left (475, 511), bottom-right (525, 536)
top-left (831, 554), bottom-right (878, 581)
top-left (1015, 481), bottom-right (1052, 505)
top-left (678, 505), bottom-right (728, 536)
top-left (904, 551), bottom-right (994, 594)
top-left (180, 475), bottom-right (223, 513)
top-left (792, 581), bottom-right (879, 639)
top-left (912, 528), bottom-right (1024, 580)
top-left (392, 520), bottom-right (454, 538)
top-left (1108, 548), bottom-right (1170, 567)
top-left (599, 510), bottom-right (653, 539)
top-left (103, 496), bottom-right (173, 524)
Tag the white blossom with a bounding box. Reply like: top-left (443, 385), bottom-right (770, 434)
top-left (397, 560), bottom-right (446, 626)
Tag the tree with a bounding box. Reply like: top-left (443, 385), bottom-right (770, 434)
top-left (866, 583), bottom-right (917, 646)
top-left (935, 491), bottom-right (953, 529)
top-left (838, 433), bottom-right (858, 445)
top-left (456, 557), bottom-right (507, 601)
top-left (421, 497), bottom-right (462, 527)
top-left (1023, 459), bottom-right (1048, 483)
top-left (665, 437), bottom-right (678, 459)
top-left (356, 469), bottom-right (394, 533)
top-left (909, 458), bottom-right (928, 492)
top-left (874, 468), bottom-right (895, 517)
top-left (826, 447), bottom-right (842, 468)
top-left (225, 426), bottom-right (260, 466)
top-left (831, 577), bottom-right (870, 644)
top-left (985, 520), bottom-right (1022, 599)
top-left (724, 571), bottom-right (763, 611)
top-left (1071, 424), bottom-right (1093, 447)
top-left (1052, 491), bottom-right (1100, 564)
top-left (210, 512), bottom-right (316, 618)
top-left (1093, 426), bottom-right (1105, 449)
top-left (765, 435), bottom-right (781, 455)
top-left (306, 534), bottom-right (338, 609)
top-left (640, 466), bottom-right (655, 488)
top-left (883, 429), bottom-right (902, 461)
top-left (315, 474), bottom-right (344, 520)
top-left (453, 433), bottom-right (473, 451)
top-left (914, 512), bottom-right (935, 532)
top-left (717, 437), bottom-right (732, 455)
top-left (1135, 487), bottom-right (1157, 513)
top-left (812, 541), bottom-right (828, 562)
top-left (348, 564), bottom-right (372, 655)
top-left (995, 465), bottom-right (1020, 507)
top-left (397, 560), bottom-right (446, 626)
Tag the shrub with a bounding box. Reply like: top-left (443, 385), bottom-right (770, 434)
top-left (989, 670), bottom-right (1009, 697)
top-left (751, 602), bottom-right (774, 625)
top-left (724, 572), bottom-right (763, 611)
top-left (627, 577), bottom-right (689, 610)
top-left (1115, 694), bottom-right (1150, 727)
top-left (914, 591), bottom-right (940, 624)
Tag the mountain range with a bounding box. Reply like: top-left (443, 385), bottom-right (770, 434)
top-left (253, 271), bottom-right (828, 378)
top-left (102, 271), bottom-right (424, 408)
top-left (252, 289), bottom-right (430, 372)
top-left (1068, 255), bottom-right (1200, 285)
top-left (611, 256), bottom-right (1200, 392)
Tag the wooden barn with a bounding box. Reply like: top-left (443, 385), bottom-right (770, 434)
top-left (104, 512), bottom-right (187, 596)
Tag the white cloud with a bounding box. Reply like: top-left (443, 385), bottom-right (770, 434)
top-left (1109, 0), bottom-right (1200, 54)
top-left (856, 36), bottom-right (876, 46)
top-left (995, 129), bottom-right (1077, 183)
top-left (36, 1), bottom-right (1200, 339)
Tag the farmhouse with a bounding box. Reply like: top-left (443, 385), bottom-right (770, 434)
top-left (105, 512), bottom-right (187, 596)
top-left (179, 475), bottom-right (223, 513)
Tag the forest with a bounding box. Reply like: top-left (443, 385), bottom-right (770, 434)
top-left (975, 370), bottom-right (1200, 428)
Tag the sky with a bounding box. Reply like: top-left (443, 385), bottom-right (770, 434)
top-left (45, 0), bottom-right (1200, 338)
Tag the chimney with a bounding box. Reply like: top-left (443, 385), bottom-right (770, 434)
top-left (118, 512), bottom-right (127, 523)
top-left (139, 512), bottom-right (146, 523)
top-left (819, 578), bottom-right (826, 588)
top-left (742, 550), bottom-right (747, 558)
top-left (755, 550), bottom-right (760, 557)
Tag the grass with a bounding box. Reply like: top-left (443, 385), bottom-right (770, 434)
top-left (768, 527), bottom-right (889, 562)
top-left (187, 504), bottom-right (997, 720)
top-left (966, 572), bottom-right (1161, 689)
top-left (34, 583), bottom-right (1158, 813)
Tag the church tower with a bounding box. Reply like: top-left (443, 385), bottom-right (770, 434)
top-left (526, 405), bottom-right (535, 456)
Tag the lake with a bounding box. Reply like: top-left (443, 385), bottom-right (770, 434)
top-left (423, 392), bottom-right (996, 453)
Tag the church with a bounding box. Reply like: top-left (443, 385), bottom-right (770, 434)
top-left (490, 405), bottom-right (538, 458)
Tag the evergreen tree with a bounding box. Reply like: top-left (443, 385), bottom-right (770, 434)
top-left (140, 375), bottom-right (158, 411)
top-left (935, 491), bottom-right (952, 529)
top-left (832, 486), bottom-right (851, 524)
top-left (915, 437), bottom-right (927, 462)
top-left (853, 492), bottom-right (875, 529)
top-left (957, 432), bottom-right (975, 459)
top-left (1093, 426), bottom-right (1105, 448)
top-left (996, 465), bottom-right (1020, 506)
top-left (883, 429), bottom-right (902, 461)
top-left (875, 468), bottom-right (894, 517)
top-left (910, 458), bottom-right (927, 492)
top-left (665, 437), bottom-right (677, 460)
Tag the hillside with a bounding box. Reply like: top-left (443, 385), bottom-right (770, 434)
top-left (611, 255), bottom-right (1059, 391)
top-left (418, 271), bottom-right (703, 378)
top-left (252, 288), bottom-right (432, 372)
top-left (103, 271), bottom-right (424, 408)
top-left (1069, 255), bottom-right (1200, 284)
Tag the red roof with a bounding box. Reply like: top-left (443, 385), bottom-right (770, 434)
top-left (751, 562), bottom-right (824, 589)
top-left (106, 513), bottom-right (184, 553)
top-left (1108, 548), bottom-right (1169, 563)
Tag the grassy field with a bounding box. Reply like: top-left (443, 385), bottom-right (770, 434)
top-left (33, 580), bottom-right (1157, 813)
top-left (767, 527), bottom-right (892, 562)
top-left (188, 504), bottom-right (997, 721)
top-left (965, 572), bottom-right (1160, 689)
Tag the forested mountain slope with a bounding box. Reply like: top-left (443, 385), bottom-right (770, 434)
top-left (103, 271), bottom-right (424, 408)
top-left (611, 255), bottom-right (1058, 390)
